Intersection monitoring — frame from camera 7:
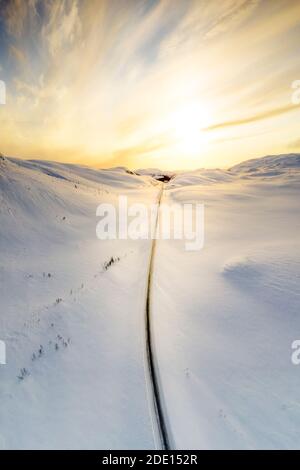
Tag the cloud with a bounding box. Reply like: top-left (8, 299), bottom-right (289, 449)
top-left (1, 0), bottom-right (300, 168)
top-left (288, 138), bottom-right (300, 149)
top-left (42, 0), bottom-right (82, 57)
top-left (158, 0), bottom-right (260, 57)
top-left (203, 104), bottom-right (299, 132)
top-left (203, 0), bottom-right (260, 39)
top-left (9, 45), bottom-right (26, 64)
top-left (1, 0), bottom-right (38, 37)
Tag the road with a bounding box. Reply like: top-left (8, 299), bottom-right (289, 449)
top-left (144, 183), bottom-right (171, 450)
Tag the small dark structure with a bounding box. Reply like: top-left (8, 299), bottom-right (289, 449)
top-left (154, 175), bottom-right (172, 182)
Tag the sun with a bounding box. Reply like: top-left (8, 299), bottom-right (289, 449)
top-left (168, 102), bottom-right (211, 157)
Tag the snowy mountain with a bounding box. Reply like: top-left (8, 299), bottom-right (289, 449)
top-left (169, 153), bottom-right (300, 187)
top-left (230, 153), bottom-right (300, 175)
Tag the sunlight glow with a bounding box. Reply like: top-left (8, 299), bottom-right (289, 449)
top-left (168, 103), bottom-right (212, 157)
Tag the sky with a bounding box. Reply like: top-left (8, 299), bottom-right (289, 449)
top-left (0, 0), bottom-right (300, 170)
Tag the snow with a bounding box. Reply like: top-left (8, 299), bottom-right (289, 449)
top-left (0, 157), bottom-right (158, 449)
top-left (1, 153), bottom-right (300, 449)
top-left (230, 153), bottom-right (300, 174)
top-left (151, 154), bottom-right (300, 449)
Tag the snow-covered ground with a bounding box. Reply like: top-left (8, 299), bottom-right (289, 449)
top-left (0, 157), bottom-right (159, 449)
top-left (0, 153), bottom-right (300, 449)
top-left (152, 154), bottom-right (300, 449)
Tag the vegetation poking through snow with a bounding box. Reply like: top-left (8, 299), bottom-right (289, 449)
top-left (42, 272), bottom-right (52, 278)
top-left (103, 256), bottom-right (121, 271)
top-left (17, 368), bottom-right (30, 381)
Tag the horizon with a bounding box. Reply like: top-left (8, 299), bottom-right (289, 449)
top-left (3, 151), bottom-right (300, 173)
top-left (0, 0), bottom-right (300, 169)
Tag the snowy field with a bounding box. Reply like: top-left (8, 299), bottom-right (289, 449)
top-left (0, 154), bottom-right (300, 449)
top-left (152, 154), bottom-right (300, 449)
top-left (0, 157), bottom-right (158, 449)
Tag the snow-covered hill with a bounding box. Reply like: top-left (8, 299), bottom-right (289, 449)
top-left (230, 153), bottom-right (300, 174)
top-left (0, 156), bottom-right (158, 449)
top-left (152, 153), bottom-right (300, 449)
top-left (168, 153), bottom-right (300, 187)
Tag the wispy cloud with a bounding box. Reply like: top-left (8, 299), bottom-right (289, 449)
top-left (289, 138), bottom-right (300, 149)
top-left (9, 44), bottom-right (26, 64)
top-left (1, 0), bottom-right (38, 36)
top-left (203, 104), bottom-right (298, 132)
top-left (41, 0), bottom-right (82, 57)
